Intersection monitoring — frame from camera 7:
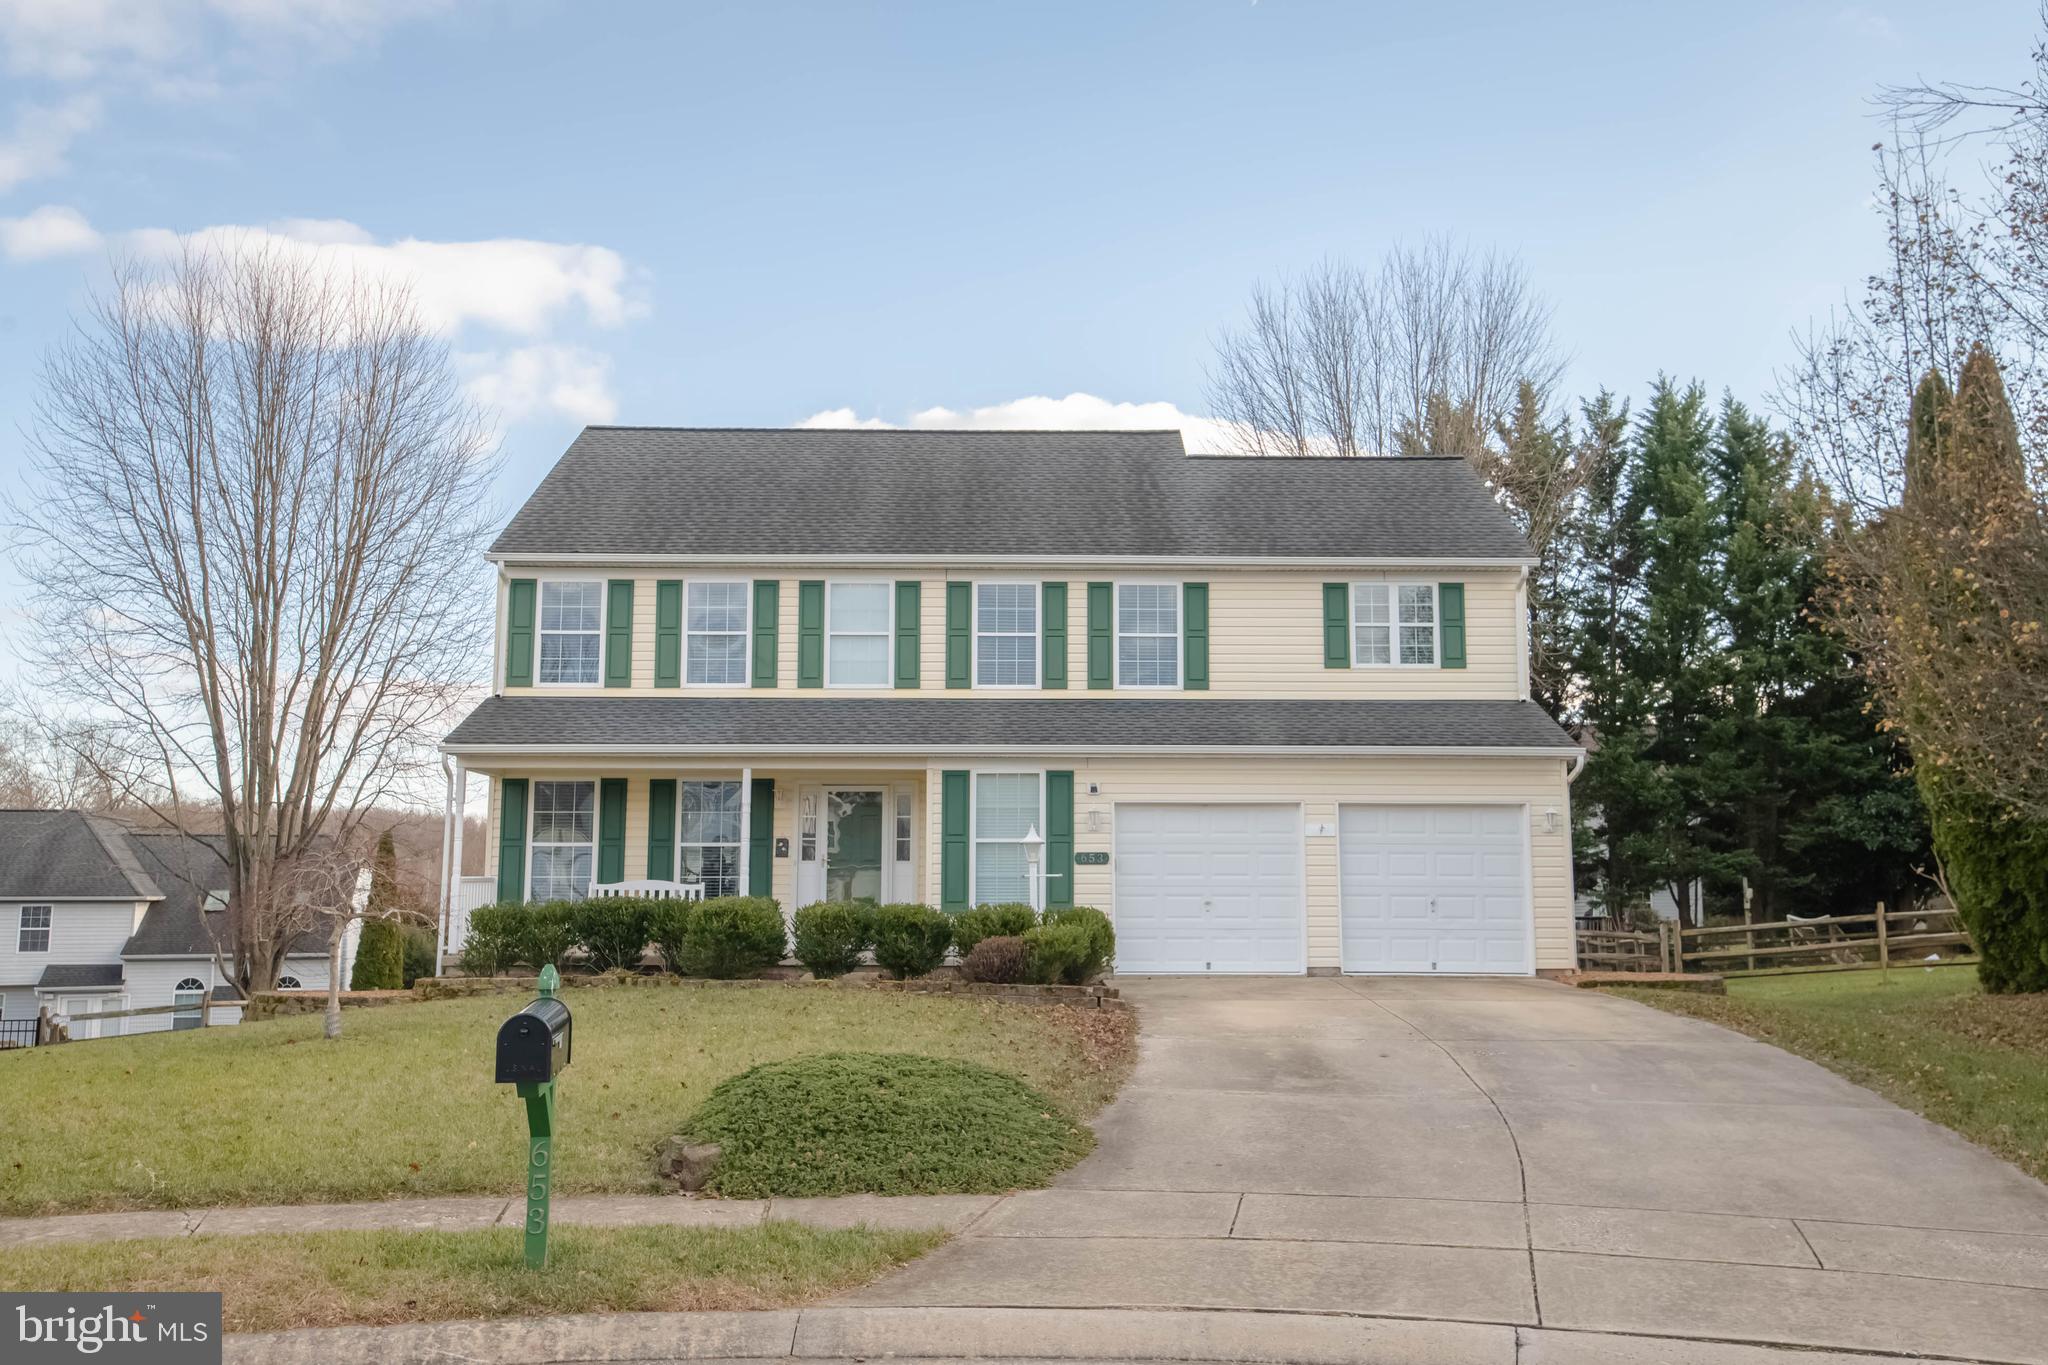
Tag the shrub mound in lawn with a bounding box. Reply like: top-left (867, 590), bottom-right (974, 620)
top-left (682, 1051), bottom-right (1092, 1197)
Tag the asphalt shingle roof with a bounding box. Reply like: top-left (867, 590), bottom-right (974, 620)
top-left (443, 696), bottom-right (1578, 753)
top-left (0, 810), bottom-right (161, 900)
top-left (488, 428), bottom-right (1533, 561)
top-left (37, 963), bottom-right (125, 989)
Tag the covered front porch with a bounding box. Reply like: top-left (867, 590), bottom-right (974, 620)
top-left (440, 761), bottom-right (942, 956)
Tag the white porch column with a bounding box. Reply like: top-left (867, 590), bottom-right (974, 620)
top-left (738, 767), bottom-right (754, 895)
top-left (445, 763), bottom-right (468, 956)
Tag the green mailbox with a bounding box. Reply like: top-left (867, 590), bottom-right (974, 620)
top-left (496, 964), bottom-right (572, 1269)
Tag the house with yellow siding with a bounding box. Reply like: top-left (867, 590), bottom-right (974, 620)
top-left (438, 428), bottom-right (1584, 976)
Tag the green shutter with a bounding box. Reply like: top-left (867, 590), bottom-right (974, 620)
top-left (1086, 582), bottom-right (1113, 689)
top-left (1439, 581), bottom-right (1467, 669)
top-left (1183, 582), bottom-right (1209, 690)
top-left (797, 580), bottom-right (824, 688)
top-left (1046, 770), bottom-right (1074, 909)
top-left (749, 777), bottom-right (775, 895)
top-left (654, 581), bottom-right (682, 688)
top-left (597, 777), bottom-right (627, 884)
top-left (945, 582), bottom-right (971, 689)
top-left (496, 777), bottom-right (528, 902)
top-left (1042, 582), bottom-right (1068, 689)
top-left (753, 579), bottom-right (780, 688)
top-left (646, 778), bottom-right (676, 880)
top-left (505, 579), bottom-right (536, 688)
top-left (895, 581), bottom-right (921, 689)
top-left (604, 580), bottom-right (634, 688)
top-left (941, 770), bottom-right (970, 911)
top-left (1323, 583), bottom-right (1351, 669)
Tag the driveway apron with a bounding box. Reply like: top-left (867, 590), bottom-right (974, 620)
top-left (852, 975), bottom-right (2048, 1364)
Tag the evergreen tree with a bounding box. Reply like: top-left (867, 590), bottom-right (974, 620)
top-left (1485, 381), bottom-right (1581, 716)
top-left (349, 830), bottom-right (405, 991)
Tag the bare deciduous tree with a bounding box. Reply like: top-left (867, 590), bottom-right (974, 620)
top-left (10, 243), bottom-right (496, 994)
top-left (1206, 239), bottom-right (1564, 457)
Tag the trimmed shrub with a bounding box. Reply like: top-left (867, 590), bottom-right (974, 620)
top-left (950, 903), bottom-right (1037, 956)
top-left (677, 896), bottom-right (788, 978)
top-left (793, 900), bottom-right (873, 979)
top-left (511, 900), bottom-right (579, 970)
top-left (870, 902), bottom-right (953, 979)
top-left (960, 934), bottom-right (1031, 984)
top-left (400, 927), bottom-right (438, 987)
top-left (648, 898), bottom-right (697, 974)
top-left (459, 903), bottom-right (521, 977)
top-left (1024, 907), bottom-right (1115, 984)
top-left (682, 1051), bottom-right (1093, 1197)
top-left (349, 918), bottom-right (405, 990)
top-left (571, 895), bottom-right (658, 973)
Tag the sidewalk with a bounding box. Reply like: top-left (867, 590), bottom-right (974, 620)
top-left (0, 1191), bottom-right (998, 1248)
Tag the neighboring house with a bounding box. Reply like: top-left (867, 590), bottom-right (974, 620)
top-left (437, 428), bottom-right (1584, 976)
top-left (0, 810), bottom-right (355, 1042)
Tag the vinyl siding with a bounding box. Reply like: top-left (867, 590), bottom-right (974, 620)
top-left (0, 900), bottom-right (143, 989)
top-left (496, 565), bottom-right (1526, 701)
top-left (483, 754), bottom-right (1572, 973)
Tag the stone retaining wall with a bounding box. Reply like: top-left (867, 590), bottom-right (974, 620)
top-left (244, 989), bottom-right (413, 1019)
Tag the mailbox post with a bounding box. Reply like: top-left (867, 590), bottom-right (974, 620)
top-left (496, 963), bottom-right (572, 1269)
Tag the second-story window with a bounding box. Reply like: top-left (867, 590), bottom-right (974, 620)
top-left (17, 904), bottom-right (51, 953)
top-left (1353, 583), bottom-right (1437, 666)
top-left (975, 582), bottom-right (1038, 687)
top-left (538, 580), bottom-right (603, 685)
top-left (1117, 583), bottom-right (1180, 688)
top-left (827, 581), bottom-right (891, 686)
top-left (686, 580), bottom-right (749, 685)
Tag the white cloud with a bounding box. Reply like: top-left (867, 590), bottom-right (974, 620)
top-left (115, 217), bottom-right (641, 336)
top-left (0, 203), bottom-right (101, 259)
top-left (798, 392), bottom-right (1251, 454)
top-left (0, 95), bottom-right (100, 192)
top-left (460, 345), bottom-right (618, 426)
top-left (0, 0), bottom-right (439, 81)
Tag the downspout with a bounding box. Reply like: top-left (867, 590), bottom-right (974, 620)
top-left (438, 756), bottom-right (456, 958)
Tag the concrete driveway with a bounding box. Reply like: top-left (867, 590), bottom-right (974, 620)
top-left (854, 975), bottom-right (2048, 1363)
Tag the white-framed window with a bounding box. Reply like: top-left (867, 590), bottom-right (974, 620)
top-left (17, 905), bottom-right (51, 953)
top-left (686, 580), bottom-right (750, 685)
top-left (971, 771), bottom-right (1044, 907)
top-left (679, 779), bottom-right (742, 896)
top-left (894, 792), bottom-right (914, 865)
top-left (529, 780), bottom-right (596, 900)
top-left (537, 580), bottom-right (604, 685)
top-left (276, 974), bottom-right (303, 990)
top-left (1116, 582), bottom-right (1181, 689)
top-left (825, 580), bottom-right (892, 687)
top-left (173, 977), bottom-right (206, 1030)
top-left (1352, 582), bottom-right (1438, 666)
top-left (974, 582), bottom-right (1040, 687)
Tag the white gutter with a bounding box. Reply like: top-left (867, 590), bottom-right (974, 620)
top-left (484, 552), bottom-right (1539, 570)
top-left (1566, 749), bottom-right (1588, 782)
top-left (441, 742), bottom-right (1583, 760)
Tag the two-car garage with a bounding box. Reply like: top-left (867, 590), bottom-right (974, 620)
top-left (1111, 801), bottom-right (1532, 976)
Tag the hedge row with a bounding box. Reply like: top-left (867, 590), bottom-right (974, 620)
top-left (460, 895), bottom-right (1116, 984)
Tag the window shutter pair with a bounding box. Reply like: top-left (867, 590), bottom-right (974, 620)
top-left (941, 581), bottom-right (1068, 689)
top-left (1083, 582), bottom-right (1206, 688)
top-left (1321, 581), bottom-right (1466, 668)
top-left (502, 577), bottom-right (634, 687)
top-left (940, 770), bottom-right (1075, 912)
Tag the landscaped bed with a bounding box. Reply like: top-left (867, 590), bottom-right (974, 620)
top-left (0, 1222), bottom-right (945, 1333)
top-left (0, 987), bottom-right (1136, 1216)
top-left (1610, 965), bottom-right (2048, 1181)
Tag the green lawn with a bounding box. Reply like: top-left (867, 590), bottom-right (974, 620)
top-left (1611, 966), bottom-right (2048, 1181)
top-left (0, 1222), bottom-right (945, 1333)
top-left (0, 986), bottom-right (1136, 1216)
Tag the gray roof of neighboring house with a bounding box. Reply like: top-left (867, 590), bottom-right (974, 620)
top-left (0, 810), bottom-right (162, 900)
top-left (443, 696), bottom-right (1579, 753)
top-left (121, 832), bottom-right (235, 958)
top-left (487, 428), bottom-right (1533, 561)
top-left (37, 963), bottom-right (124, 989)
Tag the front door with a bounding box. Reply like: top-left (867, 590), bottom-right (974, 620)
top-left (825, 789), bottom-right (885, 902)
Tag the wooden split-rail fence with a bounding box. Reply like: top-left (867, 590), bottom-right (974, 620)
top-left (1576, 904), bottom-right (1976, 978)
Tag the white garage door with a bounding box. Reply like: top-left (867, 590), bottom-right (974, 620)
top-left (1339, 805), bottom-right (1530, 974)
top-left (1114, 804), bottom-right (1303, 974)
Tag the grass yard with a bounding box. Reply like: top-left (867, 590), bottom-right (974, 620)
top-left (0, 986), bottom-right (1136, 1216)
top-left (0, 1222), bottom-right (945, 1333)
top-left (1611, 966), bottom-right (2048, 1181)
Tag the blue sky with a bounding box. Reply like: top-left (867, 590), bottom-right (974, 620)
top-left (0, 0), bottom-right (2032, 636)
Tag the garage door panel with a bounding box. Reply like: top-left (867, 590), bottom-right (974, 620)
top-left (1339, 804), bottom-right (1530, 976)
top-left (1115, 804), bottom-right (1303, 974)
